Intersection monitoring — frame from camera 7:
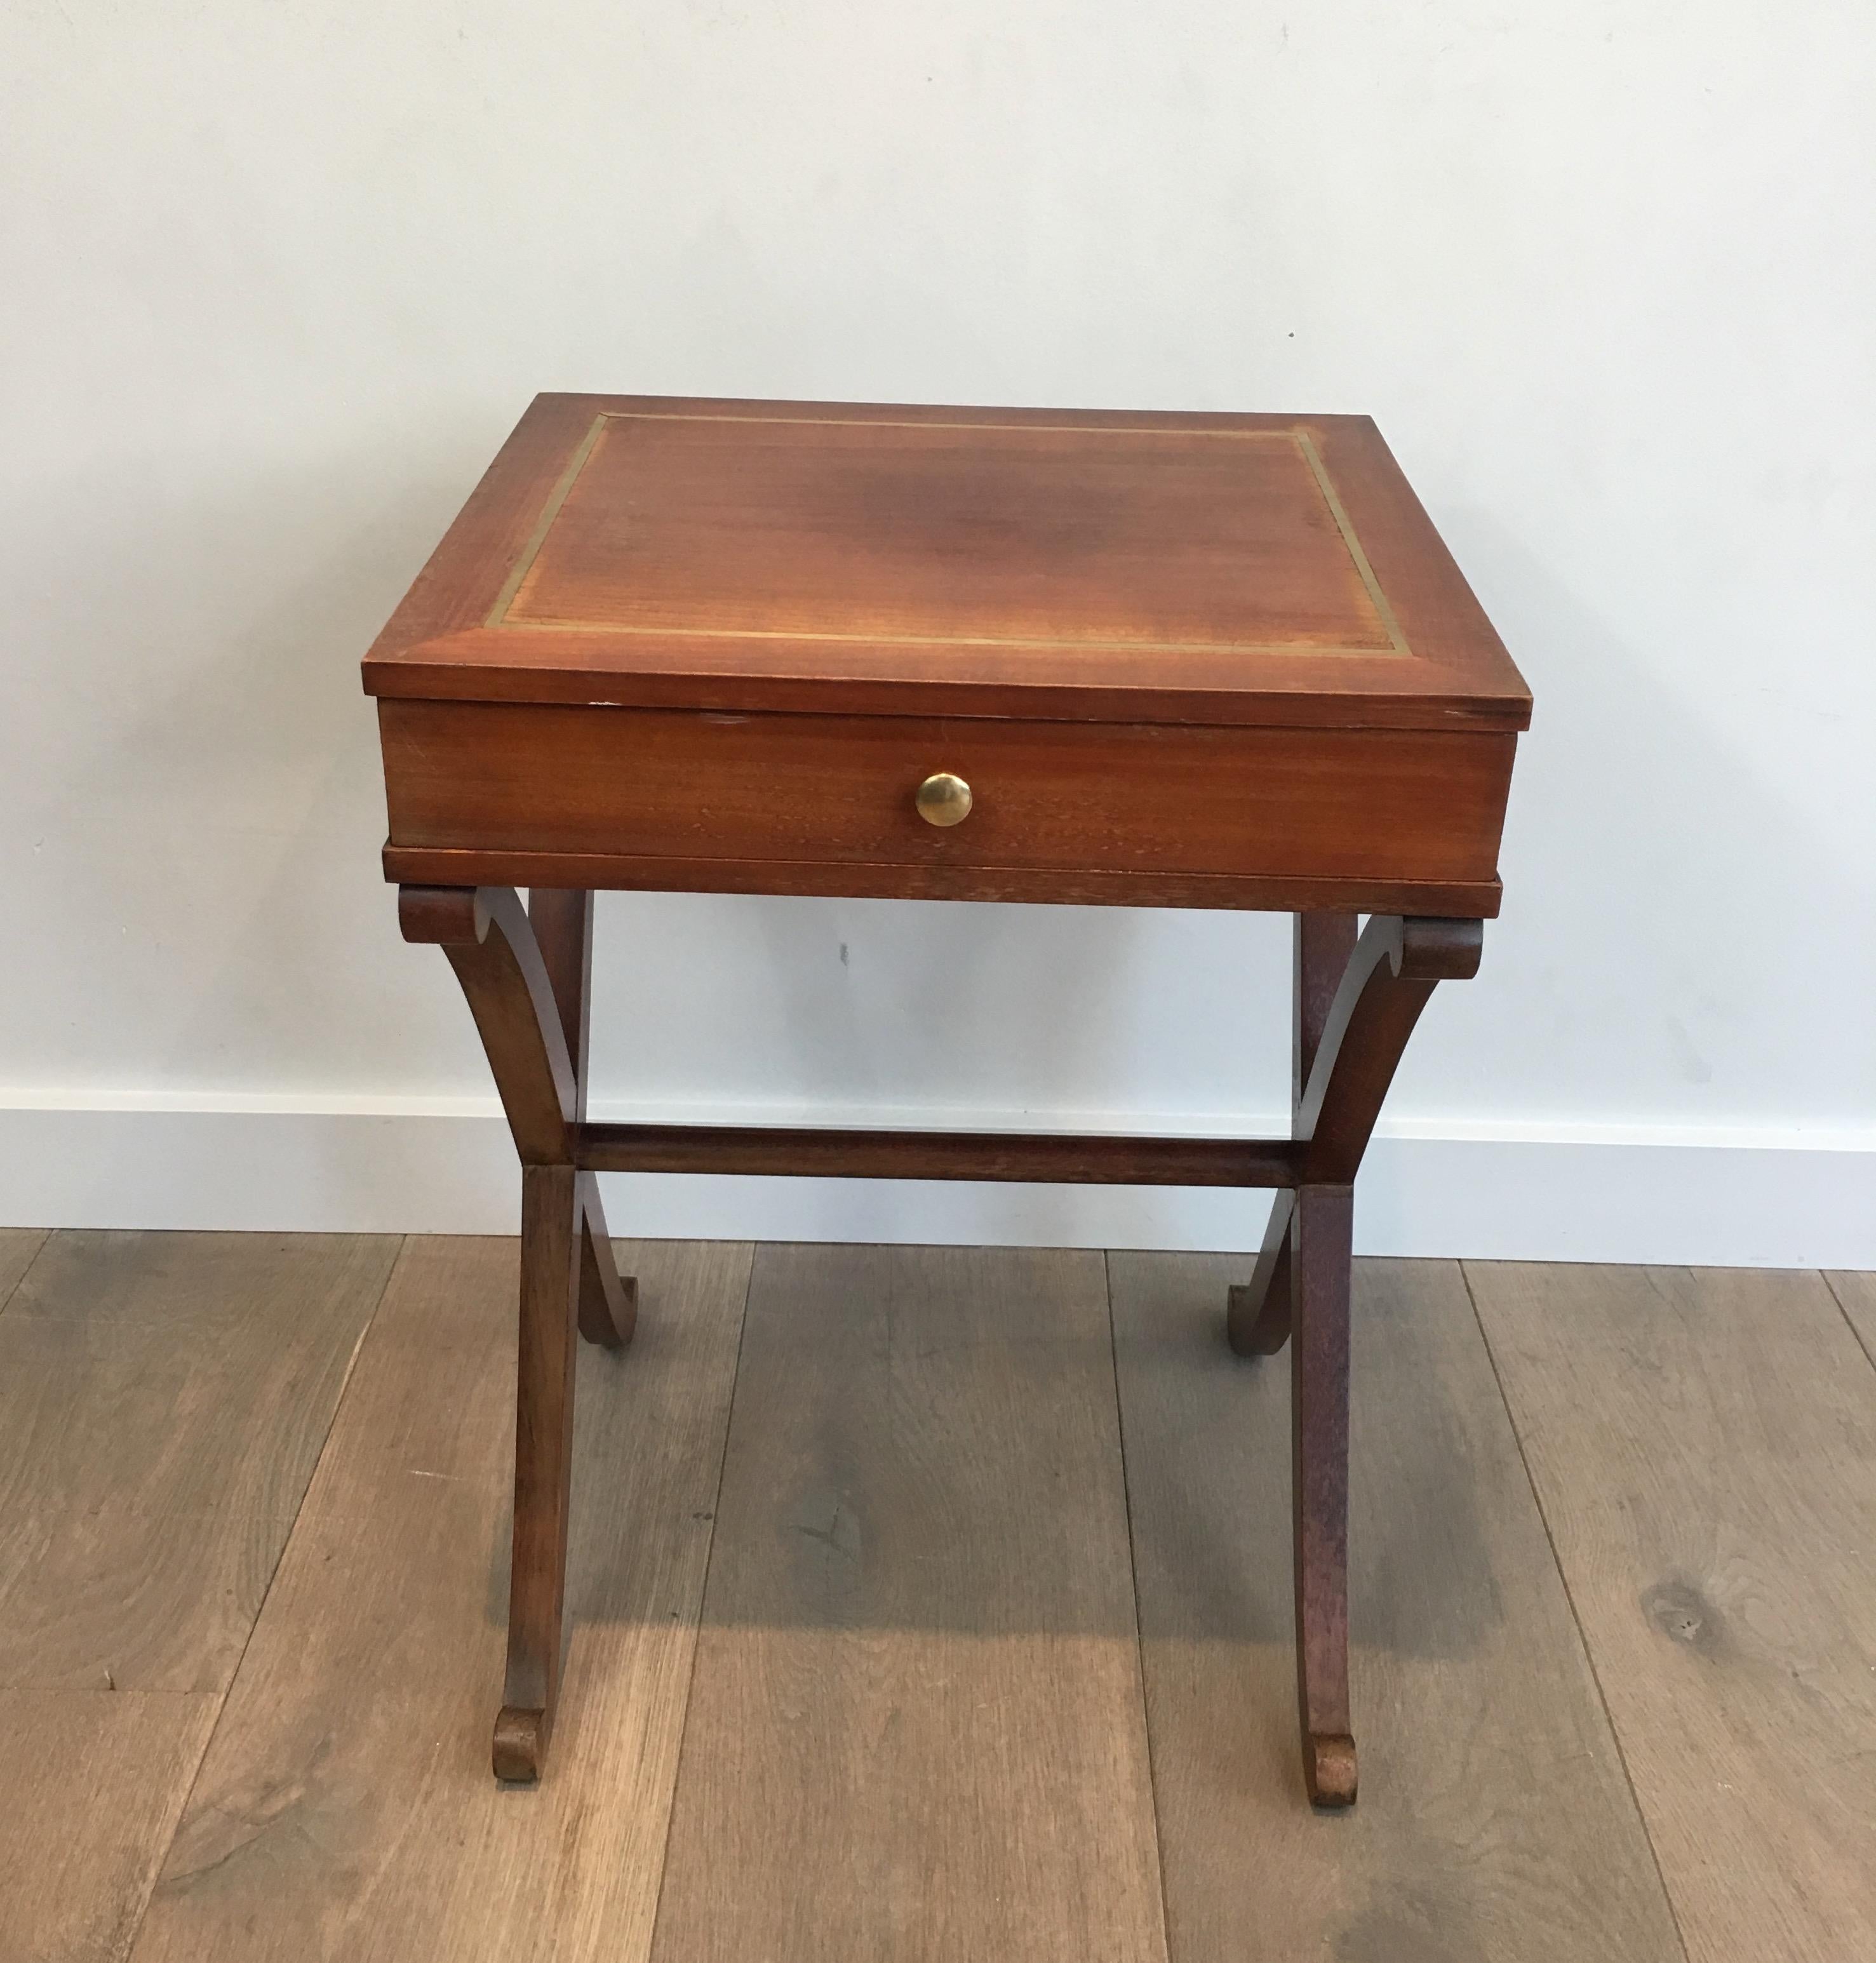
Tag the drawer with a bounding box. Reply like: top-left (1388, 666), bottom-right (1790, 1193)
top-left (379, 700), bottom-right (1513, 890)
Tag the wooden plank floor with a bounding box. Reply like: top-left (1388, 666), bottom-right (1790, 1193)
top-left (1469, 1264), bottom-right (1876, 1963)
top-left (650, 1244), bottom-right (1167, 1963)
top-left (1109, 1254), bottom-right (1684, 1962)
top-left (0, 1230), bottom-right (396, 1963)
top-left (0, 1231), bottom-right (1868, 1961)
top-left (134, 1236), bottom-right (751, 1963)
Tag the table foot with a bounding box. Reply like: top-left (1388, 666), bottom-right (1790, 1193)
top-left (1304, 1731), bottom-right (1358, 1808)
top-left (493, 1705), bottom-right (551, 1783)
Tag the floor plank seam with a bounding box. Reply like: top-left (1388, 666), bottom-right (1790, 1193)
top-left (1456, 1259), bottom-right (1696, 1963)
top-left (0, 1227), bottom-right (54, 1321)
top-left (118, 1233), bottom-right (410, 1963)
top-left (109, 1699), bottom-right (227, 1963)
top-left (1821, 1269), bottom-right (1876, 1375)
top-left (1102, 1249), bottom-right (1177, 1963)
top-left (642, 1238), bottom-right (760, 1961)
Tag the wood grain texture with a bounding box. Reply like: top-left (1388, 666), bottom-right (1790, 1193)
top-left (513, 412), bottom-right (1395, 648)
top-left (1468, 1263), bottom-right (1876, 1963)
top-left (380, 841), bottom-right (1504, 918)
top-left (363, 396), bottom-right (1531, 734)
top-left (379, 701), bottom-right (1514, 888)
top-left (0, 1689), bottom-right (218, 1963)
top-left (0, 1226), bottom-right (48, 1305)
top-left (133, 1234), bottom-right (751, 1963)
top-left (1825, 1269), bottom-right (1876, 1367)
top-left (0, 1231), bottom-right (397, 1692)
top-left (650, 1243), bottom-right (1169, 1963)
top-left (1111, 1253), bottom-right (1682, 1961)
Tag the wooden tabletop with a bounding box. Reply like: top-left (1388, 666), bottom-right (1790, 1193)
top-left (363, 396), bottom-right (1529, 733)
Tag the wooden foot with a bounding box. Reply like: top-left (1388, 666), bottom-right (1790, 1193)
top-left (1227, 1190), bottom-right (1294, 1355)
top-left (1292, 1182), bottom-right (1356, 1807)
top-left (492, 1705), bottom-right (549, 1784)
top-left (495, 1161), bottom-right (583, 1782)
top-left (1304, 1731), bottom-right (1358, 1808)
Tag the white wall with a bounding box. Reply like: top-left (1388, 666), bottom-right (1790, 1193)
top-left (4, 3), bottom-right (1872, 1261)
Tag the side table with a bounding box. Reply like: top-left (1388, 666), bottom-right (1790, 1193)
top-left (363, 395), bottom-right (1529, 1806)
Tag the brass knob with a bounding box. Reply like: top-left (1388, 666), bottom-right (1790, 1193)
top-left (915, 771), bottom-right (973, 827)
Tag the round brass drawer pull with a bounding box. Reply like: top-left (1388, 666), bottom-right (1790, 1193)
top-left (915, 771), bottom-right (973, 827)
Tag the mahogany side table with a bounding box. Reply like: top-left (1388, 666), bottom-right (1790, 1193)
top-left (363, 395), bottom-right (1529, 1806)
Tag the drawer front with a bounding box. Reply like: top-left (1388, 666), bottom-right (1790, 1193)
top-left (379, 701), bottom-right (1513, 886)
top-left (380, 699), bottom-right (1507, 883)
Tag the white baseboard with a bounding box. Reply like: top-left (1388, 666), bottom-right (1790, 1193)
top-left (1, 1095), bottom-right (1871, 1268)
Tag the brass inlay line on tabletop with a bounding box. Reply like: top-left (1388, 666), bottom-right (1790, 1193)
top-left (1293, 429), bottom-right (1410, 657)
top-left (484, 412), bottom-right (610, 626)
top-left (488, 413), bottom-right (1412, 660)
top-left (562, 412), bottom-right (1310, 438)
top-left (483, 622), bottom-right (1406, 657)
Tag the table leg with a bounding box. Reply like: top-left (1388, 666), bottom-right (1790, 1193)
top-left (493, 1160), bottom-right (583, 1780)
top-left (1292, 1181), bottom-right (1355, 1805)
top-left (399, 883), bottom-right (631, 1780)
top-left (1231, 913), bottom-right (1484, 1807)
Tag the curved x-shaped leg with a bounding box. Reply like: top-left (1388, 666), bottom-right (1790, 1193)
top-left (1229, 913), bottom-right (1484, 1806)
top-left (399, 883), bottom-right (636, 1783)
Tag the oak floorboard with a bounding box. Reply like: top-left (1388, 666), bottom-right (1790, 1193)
top-left (649, 1243), bottom-right (1169, 1963)
top-left (0, 1226), bottom-right (49, 1306)
top-left (1825, 1269), bottom-right (1876, 1368)
top-left (132, 1234), bottom-right (751, 1963)
top-left (1109, 1252), bottom-right (1683, 1963)
top-left (0, 1231), bottom-right (398, 1692)
top-left (0, 1688), bottom-right (219, 1963)
top-left (1468, 1263), bottom-right (1876, 1963)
